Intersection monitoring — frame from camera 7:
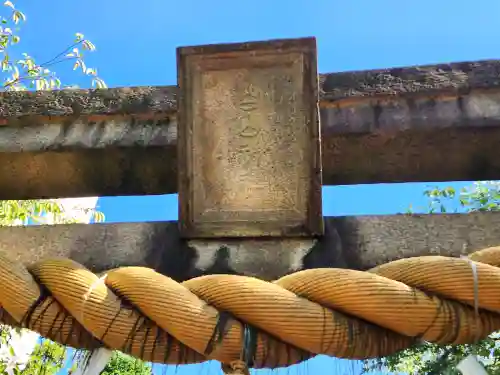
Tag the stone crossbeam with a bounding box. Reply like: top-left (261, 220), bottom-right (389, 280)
top-left (2, 212), bottom-right (499, 280)
top-left (1, 59), bottom-right (500, 199)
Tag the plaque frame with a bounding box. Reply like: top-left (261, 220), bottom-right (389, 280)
top-left (177, 37), bottom-right (323, 238)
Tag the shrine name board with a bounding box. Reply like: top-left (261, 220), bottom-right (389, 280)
top-left (177, 37), bottom-right (323, 238)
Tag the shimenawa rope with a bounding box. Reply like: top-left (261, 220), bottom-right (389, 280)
top-left (1, 246), bottom-right (500, 369)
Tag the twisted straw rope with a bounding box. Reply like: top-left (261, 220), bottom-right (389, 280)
top-left (1, 246), bottom-right (500, 369)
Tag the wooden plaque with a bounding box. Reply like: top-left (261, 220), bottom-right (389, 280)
top-left (177, 37), bottom-right (323, 238)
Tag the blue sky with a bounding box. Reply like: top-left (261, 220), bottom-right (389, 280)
top-left (10, 0), bottom-right (500, 373)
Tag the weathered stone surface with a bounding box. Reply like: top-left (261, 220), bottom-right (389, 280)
top-left (0, 117), bottom-right (176, 152)
top-left (0, 147), bottom-right (178, 199)
top-left (322, 89), bottom-right (500, 134)
top-left (2, 59), bottom-right (500, 199)
top-left (0, 86), bottom-right (178, 118)
top-left (319, 60), bottom-right (500, 99)
top-left (2, 213), bottom-right (500, 280)
top-left (1, 59), bottom-right (499, 118)
top-left (177, 37), bottom-right (322, 238)
top-left (3, 89), bottom-right (500, 152)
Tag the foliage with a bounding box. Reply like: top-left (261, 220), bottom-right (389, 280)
top-left (364, 181), bottom-right (500, 374)
top-left (99, 352), bottom-right (152, 375)
top-left (21, 340), bottom-right (66, 375)
top-left (0, 1), bottom-right (106, 90)
top-left (423, 181), bottom-right (500, 214)
top-left (0, 328), bottom-right (34, 374)
top-left (0, 327), bottom-right (67, 375)
top-left (0, 200), bottom-right (104, 225)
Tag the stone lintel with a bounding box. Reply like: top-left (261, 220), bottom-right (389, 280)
top-left (1, 59), bottom-right (500, 199)
top-left (2, 213), bottom-right (499, 281)
top-left (2, 59), bottom-right (500, 119)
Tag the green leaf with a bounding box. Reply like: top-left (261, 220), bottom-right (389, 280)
top-left (78, 58), bottom-right (86, 73)
top-left (82, 39), bottom-right (96, 51)
top-left (14, 10), bottom-right (25, 22)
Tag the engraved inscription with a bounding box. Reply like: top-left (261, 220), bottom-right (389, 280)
top-left (192, 58), bottom-right (310, 223)
top-left (178, 38), bottom-right (322, 237)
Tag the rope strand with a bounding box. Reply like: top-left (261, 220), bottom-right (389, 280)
top-left (1, 246), bottom-right (500, 369)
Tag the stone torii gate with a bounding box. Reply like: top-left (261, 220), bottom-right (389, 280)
top-left (0, 37), bottom-right (498, 280)
top-left (1, 36), bottom-right (500, 373)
